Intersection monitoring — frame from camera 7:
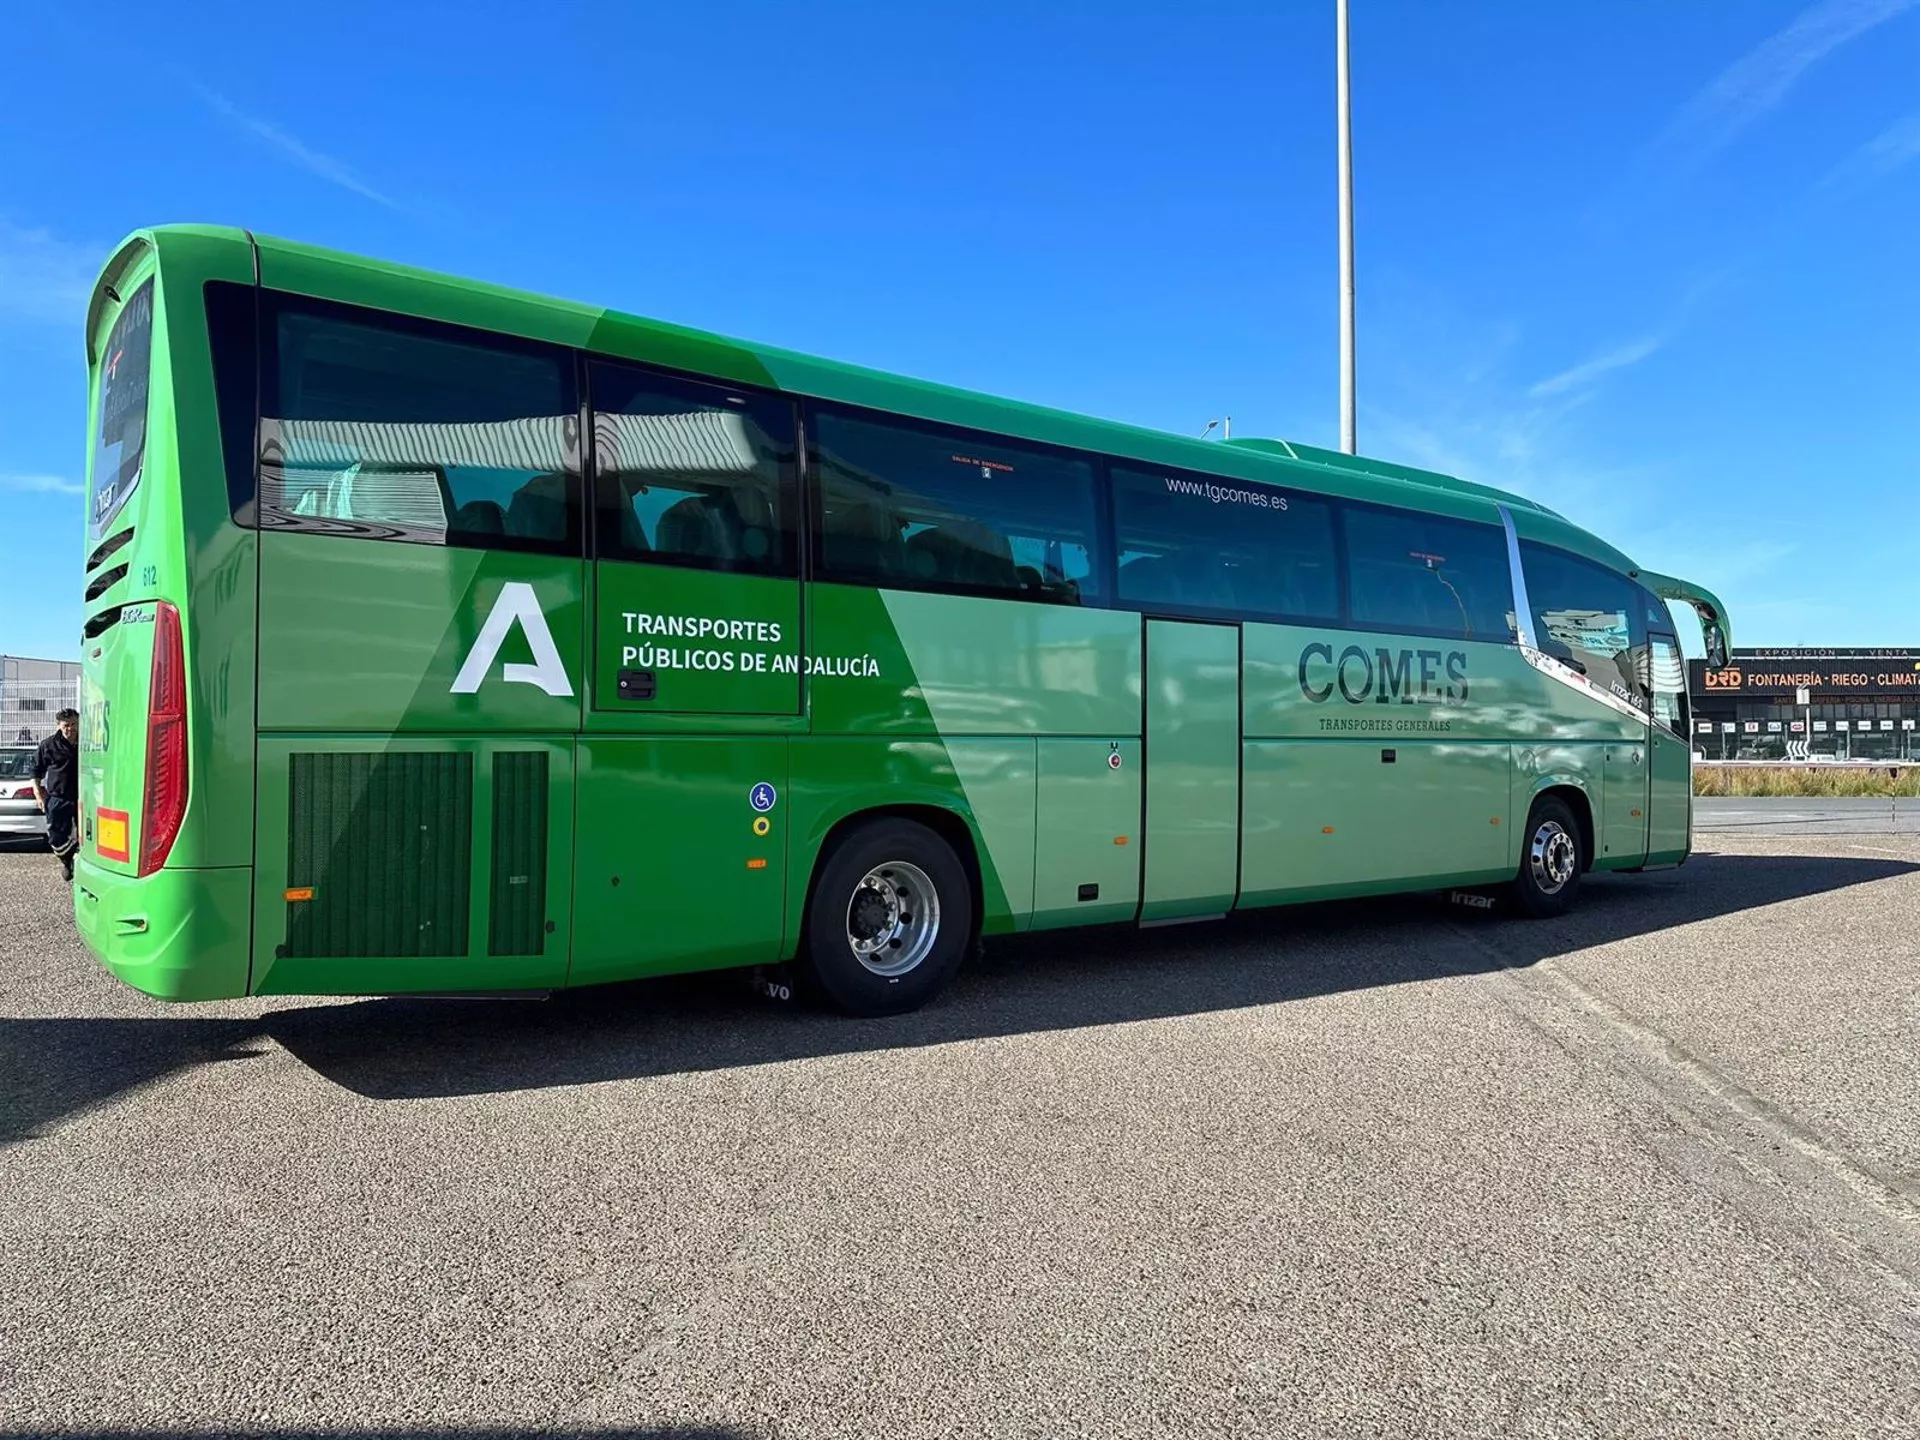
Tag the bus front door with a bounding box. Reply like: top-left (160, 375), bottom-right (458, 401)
top-left (1141, 619), bottom-right (1241, 923)
top-left (1600, 733), bottom-right (1650, 870)
top-left (1645, 630), bottom-right (1692, 864)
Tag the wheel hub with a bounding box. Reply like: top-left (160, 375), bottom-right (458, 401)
top-left (1530, 821), bottom-right (1577, 894)
top-left (849, 881), bottom-right (900, 947)
top-left (843, 862), bottom-right (941, 978)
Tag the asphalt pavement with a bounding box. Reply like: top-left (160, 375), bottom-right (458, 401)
top-left (1695, 794), bottom-right (1920, 834)
top-left (4, 821), bottom-right (1919, 1438)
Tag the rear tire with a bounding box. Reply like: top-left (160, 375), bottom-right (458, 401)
top-left (802, 818), bottom-right (973, 1017)
top-left (1510, 795), bottom-right (1583, 918)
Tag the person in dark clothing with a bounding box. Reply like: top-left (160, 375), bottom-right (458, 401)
top-left (31, 708), bottom-right (79, 883)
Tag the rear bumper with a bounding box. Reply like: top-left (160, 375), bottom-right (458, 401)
top-left (0, 808), bottom-right (47, 838)
top-left (72, 859), bottom-right (254, 1001)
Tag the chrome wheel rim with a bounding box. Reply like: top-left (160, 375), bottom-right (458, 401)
top-left (1530, 820), bottom-right (1578, 895)
top-left (845, 861), bottom-right (940, 977)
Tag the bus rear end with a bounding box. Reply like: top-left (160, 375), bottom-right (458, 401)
top-left (73, 230), bottom-right (259, 1000)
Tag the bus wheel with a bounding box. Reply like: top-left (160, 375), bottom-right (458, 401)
top-left (1510, 795), bottom-right (1583, 918)
top-left (803, 818), bottom-right (972, 1017)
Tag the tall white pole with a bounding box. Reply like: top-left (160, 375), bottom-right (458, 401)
top-left (1337, 0), bottom-right (1356, 454)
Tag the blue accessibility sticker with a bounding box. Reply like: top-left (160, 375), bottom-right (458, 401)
top-left (749, 782), bottom-right (778, 813)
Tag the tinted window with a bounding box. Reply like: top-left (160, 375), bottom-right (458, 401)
top-left (1635, 583), bottom-right (1687, 734)
top-left (88, 279), bottom-right (155, 546)
top-left (1648, 635), bottom-right (1687, 736)
top-left (591, 362), bottom-right (796, 575)
top-left (205, 281), bottom-right (259, 521)
top-left (257, 295), bottom-right (581, 552)
top-left (1635, 583), bottom-right (1674, 638)
top-left (1112, 466), bottom-right (1338, 619)
top-left (1521, 543), bottom-right (1639, 661)
top-left (1521, 541), bottom-right (1645, 702)
top-left (1344, 507), bottom-right (1513, 640)
top-left (812, 410), bottom-right (1102, 603)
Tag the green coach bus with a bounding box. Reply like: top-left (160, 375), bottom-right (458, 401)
top-left (71, 225), bottom-right (1731, 1016)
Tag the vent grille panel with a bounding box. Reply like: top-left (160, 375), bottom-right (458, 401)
top-left (489, 751), bottom-right (549, 957)
top-left (286, 751), bottom-right (473, 959)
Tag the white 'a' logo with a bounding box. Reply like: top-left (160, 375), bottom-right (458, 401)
top-left (450, 582), bottom-right (574, 697)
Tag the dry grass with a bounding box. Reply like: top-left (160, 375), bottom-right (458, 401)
top-left (1693, 764), bottom-right (1920, 798)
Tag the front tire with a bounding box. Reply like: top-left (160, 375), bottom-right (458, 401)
top-left (1510, 795), bottom-right (1583, 918)
top-left (802, 818), bottom-right (973, 1017)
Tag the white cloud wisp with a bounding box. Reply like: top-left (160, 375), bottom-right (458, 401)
top-left (1654, 0), bottom-right (1919, 175)
top-left (197, 86), bottom-right (401, 210)
top-left (0, 473), bottom-right (85, 497)
top-left (1528, 337), bottom-right (1665, 401)
top-left (0, 221), bottom-right (101, 327)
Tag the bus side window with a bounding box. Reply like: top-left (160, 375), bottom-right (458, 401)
top-left (589, 361), bottom-right (798, 577)
top-left (809, 409), bottom-right (1103, 604)
top-left (254, 293), bottom-right (581, 554)
top-left (1647, 634), bottom-right (1687, 737)
top-left (1110, 465), bottom-right (1339, 622)
top-left (1343, 507), bottom-right (1512, 641)
top-left (1519, 541), bottom-right (1641, 688)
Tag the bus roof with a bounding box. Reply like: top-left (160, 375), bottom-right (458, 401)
top-left (123, 223), bottom-right (1648, 579)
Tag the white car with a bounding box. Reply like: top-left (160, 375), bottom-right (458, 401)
top-left (0, 746), bottom-right (47, 844)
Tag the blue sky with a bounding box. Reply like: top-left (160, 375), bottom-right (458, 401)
top-left (2, 0), bottom-right (1916, 660)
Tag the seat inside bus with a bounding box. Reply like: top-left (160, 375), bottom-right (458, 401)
top-left (905, 520), bottom-right (1019, 592)
top-left (654, 487), bottom-right (779, 566)
top-left (454, 499), bottom-right (507, 535)
top-left (820, 500), bottom-right (910, 580)
top-left (503, 471), bottom-right (570, 542)
top-left (1119, 544), bottom-right (1340, 620)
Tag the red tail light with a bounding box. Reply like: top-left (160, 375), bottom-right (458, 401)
top-left (139, 601), bottom-right (188, 875)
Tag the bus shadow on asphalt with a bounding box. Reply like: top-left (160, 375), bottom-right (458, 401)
top-left (261, 846), bottom-right (1916, 1102)
top-left (5, 848), bottom-right (1913, 1139)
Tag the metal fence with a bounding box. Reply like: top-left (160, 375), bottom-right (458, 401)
top-left (1, 678), bottom-right (82, 747)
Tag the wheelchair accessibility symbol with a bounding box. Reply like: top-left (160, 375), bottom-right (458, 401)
top-left (749, 782), bottom-right (778, 813)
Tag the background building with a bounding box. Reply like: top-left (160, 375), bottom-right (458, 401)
top-left (0, 654), bottom-right (81, 746)
top-left (1688, 648), bottom-right (1919, 761)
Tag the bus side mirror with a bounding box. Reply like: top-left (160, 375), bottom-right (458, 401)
top-left (1703, 621), bottom-right (1727, 670)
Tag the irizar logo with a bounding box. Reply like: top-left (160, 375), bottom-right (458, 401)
top-left (451, 582), bottom-right (573, 697)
